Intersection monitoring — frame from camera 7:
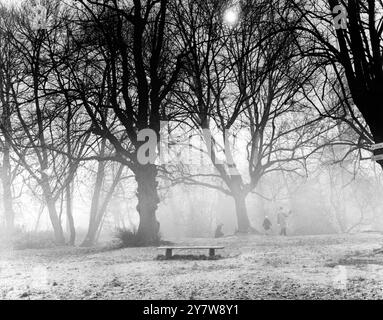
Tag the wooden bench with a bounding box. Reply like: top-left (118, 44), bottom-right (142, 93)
top-left (158, 246), bottom-right (224, 258)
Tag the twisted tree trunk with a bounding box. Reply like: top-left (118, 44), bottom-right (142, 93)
top-left (41, 176), bottom-right (65, 245)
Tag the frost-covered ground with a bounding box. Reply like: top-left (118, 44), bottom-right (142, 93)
top-left (1, 233), bottom-right (383, 300)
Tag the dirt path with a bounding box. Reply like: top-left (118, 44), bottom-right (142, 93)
top-left (1, 233), bottom-right (383, 300)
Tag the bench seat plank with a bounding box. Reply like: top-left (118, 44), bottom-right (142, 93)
top-left (158, 246), bottom-right (224, 250)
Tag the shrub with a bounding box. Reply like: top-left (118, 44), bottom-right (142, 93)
top-left (12, 230), bottom-right (57, 250)
top-left (114, 228), bottom-right (165, 248)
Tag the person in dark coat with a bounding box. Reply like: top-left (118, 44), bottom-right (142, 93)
top-left (215, 223), bottom-right (224, 238)
top-left (262, 216), bottom-right (272, 235)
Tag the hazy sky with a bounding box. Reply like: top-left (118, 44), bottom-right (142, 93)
top-left (0, 0), bottom-right (22, 7)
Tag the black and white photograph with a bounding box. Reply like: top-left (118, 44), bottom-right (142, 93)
top-left (1, 0), bottom-right (383, 309)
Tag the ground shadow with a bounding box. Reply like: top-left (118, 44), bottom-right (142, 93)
top-left (156, 254), bottom-right (223, 261)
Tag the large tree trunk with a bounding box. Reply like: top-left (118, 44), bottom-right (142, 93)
top-left (229, 176), bottom-right (255, 234)
top-left (135, 164), bottom-right (160, 244)
top-left (232, 191), bottom-right (251, 233)
top-left (363, 94), bottom-right (383, 170)
top-left (1, 141), bottom-right (15, 233)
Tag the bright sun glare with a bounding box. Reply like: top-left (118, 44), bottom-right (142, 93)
top-left (223, 7), bottom-right (240, 27)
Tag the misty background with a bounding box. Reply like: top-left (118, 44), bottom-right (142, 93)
top-left (0, 0), bottom-right (383, 248)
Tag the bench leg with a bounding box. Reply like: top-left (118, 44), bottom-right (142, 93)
top-left (209, 249), bottom-right (215, 257)
top-left (165, 249), bottom-right (172, 259)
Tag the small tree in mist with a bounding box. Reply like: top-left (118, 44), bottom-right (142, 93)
top-left (0, 4), bottom-right (19, 233)
top-left (0, 1), bottom-right (94, 245)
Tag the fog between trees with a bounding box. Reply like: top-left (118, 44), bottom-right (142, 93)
top-left (0, 0), bottom-right (383, 247)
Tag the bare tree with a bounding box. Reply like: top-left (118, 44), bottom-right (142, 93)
top-left (0, 2), bottom-right (93, 244)
top-left (0, 4), bottom-right (19, 233)
top-left (59, 0), bottom-right (187, 244)
top-left (287, 0), bottom-right (383, 168)
top-left (168, 0), bottom-right (332, 232)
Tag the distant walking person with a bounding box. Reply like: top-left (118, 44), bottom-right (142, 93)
top-left (277, 207), bottom-right (291, 236)
top-left (262, 216), bottom-right (272, 235)
top-left (215, 223), bottom-right (224, 238)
